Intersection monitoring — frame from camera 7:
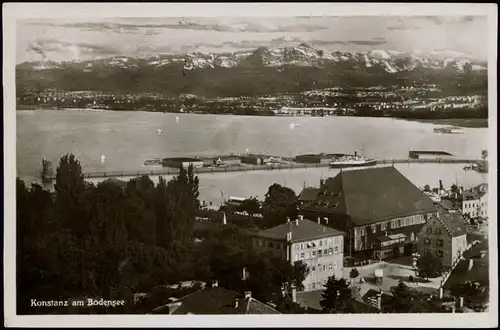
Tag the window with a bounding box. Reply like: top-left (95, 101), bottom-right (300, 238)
top-left (300, 243), bottom-right (304, 250)
top-left (436, 229), bottom-right (442, 235)
top-left (268, 242), bottom-right (273, 248)
top-left (437, 250), bottom-right (444, 257)
top-left (371, 225), bottom-right (377, 233)
top-left (323, 265), bottom-right (326, 271)
top-left (334, 247), bottom-right (338, 253)
top-left (275, 243), bottom-right (281, 250)
top-left (399, 219), bottom-right (405, 227)
top-left (328, 263), bottom-right (333, 269)
top-left (381, 223), bottom-right (387, 231)
top-left (424, 238), bottom-right (431, 244)
top-left (359, 227), bottom-right (365, 236)
top-left (328, 248), bottom-right (333, 255)
top-left (437, 239), bottom-right (444, 247)
top-left (295, 253), bottom-right (299, 261)
top-left (312, 266), bottom-right (316, 272)
top-left (328, 238), bottom-right (333, 246)
top-left (319, 240), bottom-right (323, 247)
top-left (312, 251), bottom-right (316, 258)
top-left (300, 252), bottom-right (305, 259)
top-left (426, 228), bottom-right (432, 234)
top-left (318, 250), bottom-right (323, 257)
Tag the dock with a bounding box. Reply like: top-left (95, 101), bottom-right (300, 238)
top-left (41, 158), bottom-right (482, 182)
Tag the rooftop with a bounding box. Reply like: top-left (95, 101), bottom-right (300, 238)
top-left (298, 187), bottom-right (320, 202)
top-left (410, 151), bottom-right (453, 155)
top-left (301, 167), bottom-right (436, 226)
top-left (436, 212), bottom-right (467, 237)
top-left (254, 218), bottom-right (344, 243)
top-left (157, 287), bottom-right (280, 315)
top-left (461, 191), bottom-right (481, 201)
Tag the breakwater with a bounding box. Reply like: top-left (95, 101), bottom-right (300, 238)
top-left (42, 158), bottom-right (481, 181)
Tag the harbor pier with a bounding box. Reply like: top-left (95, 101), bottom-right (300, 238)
top-left (40, 158), bottom-right (483, 182)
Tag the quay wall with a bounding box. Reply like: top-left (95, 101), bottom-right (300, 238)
top-left (42, 158), bottom-right (479, 181)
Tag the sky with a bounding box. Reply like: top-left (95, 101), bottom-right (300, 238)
top-left (16, 16), bottom-right (489, 63)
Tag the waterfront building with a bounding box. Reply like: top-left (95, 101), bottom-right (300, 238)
top-left (461, 183), bottom-right (488, 219)
top-left (252, 216), bottom-right (345, 292)
top-left (299, 166), bottom-right (437, 260)
top-left (162, 157), bottom-right (204, 169)
top-left (417, 211), bottom-right (467, 268)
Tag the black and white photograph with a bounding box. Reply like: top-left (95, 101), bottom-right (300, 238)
top-left (3, 3), bottom-right (497, 328)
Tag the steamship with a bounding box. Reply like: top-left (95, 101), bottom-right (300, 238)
top-left (329, 151), bottom-right (378, 169)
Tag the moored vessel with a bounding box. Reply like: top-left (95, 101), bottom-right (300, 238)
top-left (433, 126), bottom-right (465, 134)
top-left (329, 151), bottom-right (378, 169)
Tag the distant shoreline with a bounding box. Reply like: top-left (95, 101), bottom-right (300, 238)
top-left (16, 107), bottom-right (488, 128)
top-left (404, 118), bottom-right (488, 128)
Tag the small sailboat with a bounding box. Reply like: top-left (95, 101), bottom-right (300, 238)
top-left (100, 154), bottom-right (106, 164)
top-left (176, 116), bottom-right (180, 124)
top-left (157, 128), bottom-right (163, 135)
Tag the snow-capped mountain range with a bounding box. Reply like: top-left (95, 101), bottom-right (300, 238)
top-left (19, 43), bottom-right (486, 73)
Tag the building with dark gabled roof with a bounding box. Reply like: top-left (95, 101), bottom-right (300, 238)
top-left (252, 217), bottom-right (345, 292)
top-left (151, 283), bottom-right (280, 315)
top-left (298, 187), bottom-right (320, 206)
top-left (417, 212), bottom-right (468, 268)
top-left (299, 166), bottom-right (438, 259)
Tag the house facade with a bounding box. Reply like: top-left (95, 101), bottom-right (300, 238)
top-left (252, 216), bottom-right (345, 292)
top-left (417, 212), bottom-right (467, 268)
top-left (299, 166), bottom-right (438, 260)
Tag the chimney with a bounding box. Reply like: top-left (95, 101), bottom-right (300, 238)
top-left (295, 218), bottom-right (299, 226)
top-left (244, 291), bottom-right (252, 299)
top-left (458, 296), bottom-right (464, 309)
top-left (298, 215), bottom-right (304, 221)
top-left (242, 267), bottom-right (248, 281)
top-left (286, 231), bottom-right (292, 242)
top-left (324, 217), bottom-right (328, 225)
top-left (234, 298), bottom-right (239, 309)
top-left (287, 217), bottom-right (290, 223)
top-left (320, 178), bottom-right (325, 187)
top-left (376, 289), bottom-right (382, 310)
top-left (439, 180), bottom-right (443, 191)
top-left (291, 284), bottom-right (297, 303)
top-left (317, 217), bottom-right (321, 224)
top-left (468, 259), bottom-right (474, 272)
top-left (212, 280), bottom-right (218, 288)
top-left (354, 151), bottom-right (357, 157)
top-left (439, 287), bottom-right (444, 299)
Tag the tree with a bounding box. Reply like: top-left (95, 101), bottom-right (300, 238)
top-left (416, 251), bottom-right (443, 280)
top-left (389, 281), bottom-right (433, 313)
top-left (239, 197), bottom-right (261, 217)
top-left (261, 184), bottom-right (298, 227)
top-left (451, 184), bottom-right (459, 194)
top-left (481, 149), bottom-right (488, 161)
top-left (319, 276), bottom-right (353, 313)
top-left (349, 268), bottom-right (359, 284)
top-left (423, 184), bottom-right (431, 192)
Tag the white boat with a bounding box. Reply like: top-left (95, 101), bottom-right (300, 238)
top-left (433, 126), bottom-right (465, 134)
top-left (329, 152), bottom-right (377, 169)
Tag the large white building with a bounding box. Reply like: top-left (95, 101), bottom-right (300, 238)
top-left (252, 216), bottom-right (345, 292)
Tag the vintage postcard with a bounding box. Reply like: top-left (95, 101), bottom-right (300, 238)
top-left (3, 2), bottom-right (498, 328)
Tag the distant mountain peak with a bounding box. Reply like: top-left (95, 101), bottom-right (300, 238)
top-left (17, 44), bottom-right (487, 74)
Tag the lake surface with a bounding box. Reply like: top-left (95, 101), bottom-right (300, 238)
top-left (16, 110), bottom-right (489, 205)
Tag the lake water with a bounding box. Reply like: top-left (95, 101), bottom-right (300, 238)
top-left (16, 110), bottom-right (489, 205)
